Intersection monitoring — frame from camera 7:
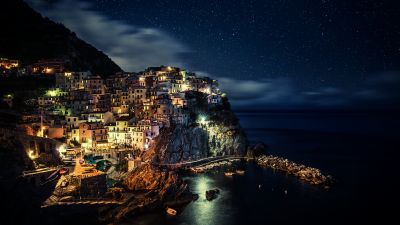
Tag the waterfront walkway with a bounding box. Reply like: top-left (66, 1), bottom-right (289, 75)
top-left (41, 199), bottom-right (123, 208)
top-left (22, 167), bottom-right (58, 177)
top-left (153, 155), bottom-right (249, 169)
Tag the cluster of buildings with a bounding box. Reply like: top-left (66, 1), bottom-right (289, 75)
top-left (0, 57), bottom-right (68, 76)
top-left (17, 66), bottom-right (223, 160)
top-left (0, 58), bottom-right (19, 70)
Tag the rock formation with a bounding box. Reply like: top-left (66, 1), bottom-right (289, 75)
top-left (101, 164), bottom-right (192, 223)
top-left (155, 94), bottom-right (248, 164)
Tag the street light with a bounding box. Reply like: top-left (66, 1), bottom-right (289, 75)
top-left (198, 115), bottom-right (207, 125)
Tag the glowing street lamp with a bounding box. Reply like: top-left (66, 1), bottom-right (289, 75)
top-left (198, 115), bottom-right (207, 125)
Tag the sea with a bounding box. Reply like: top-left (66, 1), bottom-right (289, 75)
top-left (121, 111), bottom-right (400, 225)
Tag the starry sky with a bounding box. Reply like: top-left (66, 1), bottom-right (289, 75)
top-left (28, 0), bottom-right (400, 110)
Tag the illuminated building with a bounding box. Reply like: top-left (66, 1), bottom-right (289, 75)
top-left (29, 59), bottom-right (67, 75)
top-left (55, 71), bottom-right (90, 90)
top-left (0, 58), bottom-right (19, 69)
top-left (79, 122), bottom-right (108, 149)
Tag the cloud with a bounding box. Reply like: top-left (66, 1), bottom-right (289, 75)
top-left (209, 75), bottom-right (300, 109)
top-left (27, 0), bottom-right (188, 72)
top-left (211, 72), bottom-right (400, 110)
top-left (301, 87), bottom-right (348, 107)
top-left (352, 72), bottom-right (400, 108)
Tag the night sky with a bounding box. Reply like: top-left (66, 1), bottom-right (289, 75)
top-left (28, 0), bottom-right (400, 109)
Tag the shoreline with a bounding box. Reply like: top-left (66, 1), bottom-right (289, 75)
top-left (39, 153), bottom-right (334, 224)
top-left (183, 154), bottom-right (334, 187)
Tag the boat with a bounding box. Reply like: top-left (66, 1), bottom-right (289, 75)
top-left (236, 170), bottom-right (245, 175)
top-left (59, 167), bottom-right (69, 175)
top-left (224, 172), bottom-right (234, 176)
top-left (166, 207), bottom-right (177, 216)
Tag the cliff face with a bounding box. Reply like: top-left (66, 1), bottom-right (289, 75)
top-left (157, 126), bottom-right (208, 163)
top-left (157, 123), bottom-right (247, 164)
top-left (155, 94), bottom-right (248, 164)
top-left (1, 0), bottom-right (121, 77)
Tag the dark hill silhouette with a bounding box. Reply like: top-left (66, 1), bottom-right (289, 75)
top-left (0, 0), bottom-right (122, 77)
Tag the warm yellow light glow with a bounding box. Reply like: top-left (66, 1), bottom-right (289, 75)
top-left (57, 144), bottom-right (67, 153)
top-left (37, 126), bottom-right (45, 137)
top-left (182, 84), bottom-right (189, 91)
top-left (167, 66), bottom-right (172, 71)
top-left (0, 58), bottom-right (19, 69)
top-left (28, 150), bottom-right (37, 160)
top-left (45, 67), bottom-right (53, 74)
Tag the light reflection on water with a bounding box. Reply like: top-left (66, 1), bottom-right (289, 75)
top-left (181, 174), bottom-right (232, 225)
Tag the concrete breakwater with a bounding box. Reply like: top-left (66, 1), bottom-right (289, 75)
top-left (256, 155), bottom-right (334, 186)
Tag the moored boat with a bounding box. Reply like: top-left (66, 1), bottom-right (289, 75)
top-left (166, 207), bottom-right (177, 216)
top-left (236, 170), bottom-right (245, 175)
top-left (224, 172), bottom-right (234, 176)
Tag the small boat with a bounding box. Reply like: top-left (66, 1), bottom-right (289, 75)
top-left (166, 207), bottom-right (177, 216)
top-left (59, 167), bottom-right (69, 175)
top-left (224, 172), bottom-right (234, 176)
top-left (236, 170), bottom-right (245, 175)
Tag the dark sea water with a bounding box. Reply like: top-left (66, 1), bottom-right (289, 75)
top-left (123, 111), bottom-right (400, 225)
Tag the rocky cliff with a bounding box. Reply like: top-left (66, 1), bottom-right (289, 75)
top-left (101, 164), bottom-right (193, 223)
top-left (155, 94), bottom-right (248, 164)
top-left (157, 123), bottom-right (247, 164)
top-left (123, 164), bottom-right (190, 201)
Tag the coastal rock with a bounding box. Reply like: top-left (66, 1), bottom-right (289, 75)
top-left (150, 93), bottom-right (248, 164)
top-left (246, 142), bottom-right (269, 158)
top-left (101, 164), bottom-right (192, 223)
top-left (158, 126), bottom-right (208, 163)
top-left (256, 155), bottom-right (334, 186)
top-left (156, 120), bottom-right (247, 164)
top-left (123, 163), bottom-right (189, 201)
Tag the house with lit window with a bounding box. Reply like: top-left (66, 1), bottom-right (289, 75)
top-left (83, 75), bottom-right (105, 95)
top-left (155, 94), bottom-right (173, 127)
top-left (29, 59), bottom-right (67, 75)
top-left (55, 71), bottom-right (90, 91)
top-left (79, 122), bottom-right (108, 149)
top-left (0, 58), bottom-right (19, 69)
top-left (207, 94), bottom-right (222, 105)
top-left (106, 116), bottom-right (134, 146)
top-left (129, 85), bottom-right (147, 105)
top-left (130, 120), bottom-right (157, 151)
